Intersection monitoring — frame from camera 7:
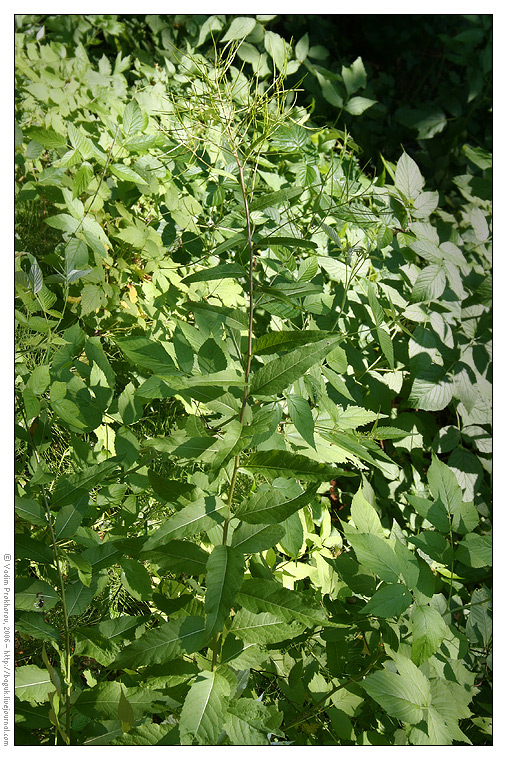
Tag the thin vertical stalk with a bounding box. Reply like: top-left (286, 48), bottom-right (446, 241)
top-left (21, 407), bottom-right (72, 743)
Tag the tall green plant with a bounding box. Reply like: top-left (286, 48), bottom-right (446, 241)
top-left (15, 17), bottom-right (491, 746)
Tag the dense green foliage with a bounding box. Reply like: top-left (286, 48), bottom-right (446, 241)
top-left (14, 14), bottom-right (492, 746)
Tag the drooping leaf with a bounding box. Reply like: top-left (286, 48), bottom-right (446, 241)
top-left (235, 478), bottom-right (317, 525)
top-left (179, 669), bottom-right (232, 745)
top-left (363, 667), bottom-right (429, 724)
top-left (204, 546), bottom-right (245, 637)
top-left (236, 578), bottom-right (329, 627)
top-left (243, 450), bottom-right (345, 482)
top-left (250, 336), bottom-right (342, 396)
top-left (143, 497), bottom-right (227, 550)
top-left (15, 666), bottom-right (53, 704)
top-left (360, 583), bottom-right (412, 618)
top-left (231, 522), bottom-right (285, 554)
top-left (114, 335), bottom-right (176, 374)
top-left (112, 616), bottom-right (207, 670)
top-left (411, 605), bottom-right (448, 664)
top-left (395, 152), bottom-right (424, 200)
top-left (230, 607), bottom-right (305, 645)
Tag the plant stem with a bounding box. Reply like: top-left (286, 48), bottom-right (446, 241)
top-left (22, 408), bottom-right (72, 743)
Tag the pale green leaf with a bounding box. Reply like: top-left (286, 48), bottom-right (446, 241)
top-left (15, 665), bottom-right (53, 704)
top-left (112, 616), bottom-right (206, 669)
top-left (395, 152), bottom-right (424, 200)
top-left (205, 546), bottom-right (245, 637)
top-left (179, 669), bottom-right (231, 745)
top-left (411, 605), bottom-right (447, 664)
top-left (235, 478), bottom-right (317, 524)
top-left (221, 16), bottom-right (256, 42)
top-left (360, 583), bottom-right (412, 618)
top-left (143, 497), bottom-right (226, 550)
top-left (236, 578), bottom-right (328, 627)
top-left (250, 336), bottom-right (342, 396)
top-left (231, 522), bottom-right (285, 553)
top-left (230, 608), bottom-right (305, 645)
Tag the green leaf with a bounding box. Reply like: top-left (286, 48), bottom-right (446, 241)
top-left (287, 395), bottom-right (316, 448)
top-left (221, 16), bottom-right (256, 42)
top-left (243, 450), bottom-right (344, 482)
top-left (120, 558), bottom-right (152, 601)
top-left (253, 330), bottom-right (340, 356)
top-left (15, 578), bottom-right (59, 612)
top-left (74, 682), bottom-right (163, 721)
top-left (344, 96), bottom-right (377, 115)
top-left (236, 578), bottom-right (328, 627)
top-left (250, 336), bottom-right (342, 396)
top-left (342, 56), bottom-right (367, 95)
top-left (344, 531), bottom-right (402, 583)
top-left (142, 540), bottom-right (209, 575)
top-left (362, 668), bottom-right (428, 724)
top-left (259, 235), bottom-right (317, 250)
top-left (117, 693), bottom-right (134, 735)
top-left (112, 616), bottom-right (206, 670)
top-left (15, 666), bottom-right (53, 704)
top-left (45, 213), bottom-right (80, 234)
top-left (110, 163), bottom-right (146, 185)
top-left (412, 264), bottom-right (446, 301)
top-left (15, 613), bottom-right (61, 643)
top-left (225, 698), bottom-right (283, 745)
top-left (122, 100), bottom-right (144, 137)
top-left (408, 366), bottom-right (454, 411)
top-left (182, 264), bottom-right (247, 284)
top-left (264, 30), bottom-right (288, 71)
top-left (411, 605), bottom-right (447, 664)
top-left (25, 126), bottom-right (66, 148)
top-left (231, 608), bottom-right (305, 645)
top-left (205, 546), bottom-right (245, 637)
top-left (179, 669), bottom-right (231, 745)
top-left (456, 533), bottom-right (492, 568)
top-left (427, 455), bottom-right (462, 515)
top-left (234, 478), bottom-right (317, 524)
top-left (350, 488), bottom-right (383, 536)
top-left (249, 186), bottom-right (304, 212)
top-left (143, 497), bottom-right (226, 550)
top-left (395, 152), bottom-right (424, 200)
top-left (231, 522), bottom-right (285, 553)
top-left (114, 335), bottom-right (176, 374)
top-left (377, 327), bottom-right (395, 369)
top-left (198, 338), bottom-right (227, 374)
top-left (51, 460), bottom-right (118, 508)
top-left (361, 583), bottom-right (412, 618)
top-left (15, 496), bottom-right (47, 527)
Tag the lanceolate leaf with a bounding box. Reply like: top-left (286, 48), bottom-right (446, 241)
top-left (236, 578), bottom-right (329, 627)
top-left (253, 330), bottom-right (341, 356)
top-left (182, 264), bottom-right (247, 284)
top-left (234, 479), bottom-right (318, 524)
top-left (243, 450), bottom-right (346, 482)
top-left (179, 669), bottom-right (232, 745)
top-left (114, 336), bottom-right (176, 374)
top-left (231, 522), bottom-right (285, 553)
top-left (250, 337), bottom-right (342, 396)
top-left (143, 497), bottom-right (227, 550)
top-left (230, 608), bottom-right (306, 645)
top-left (204, 546), bottom-right (245, 637)
top-left (112, 616), bottom-right (207, 669)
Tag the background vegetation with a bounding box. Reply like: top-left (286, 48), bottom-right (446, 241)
top-left (14, 14), bottom-right (492, 746)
